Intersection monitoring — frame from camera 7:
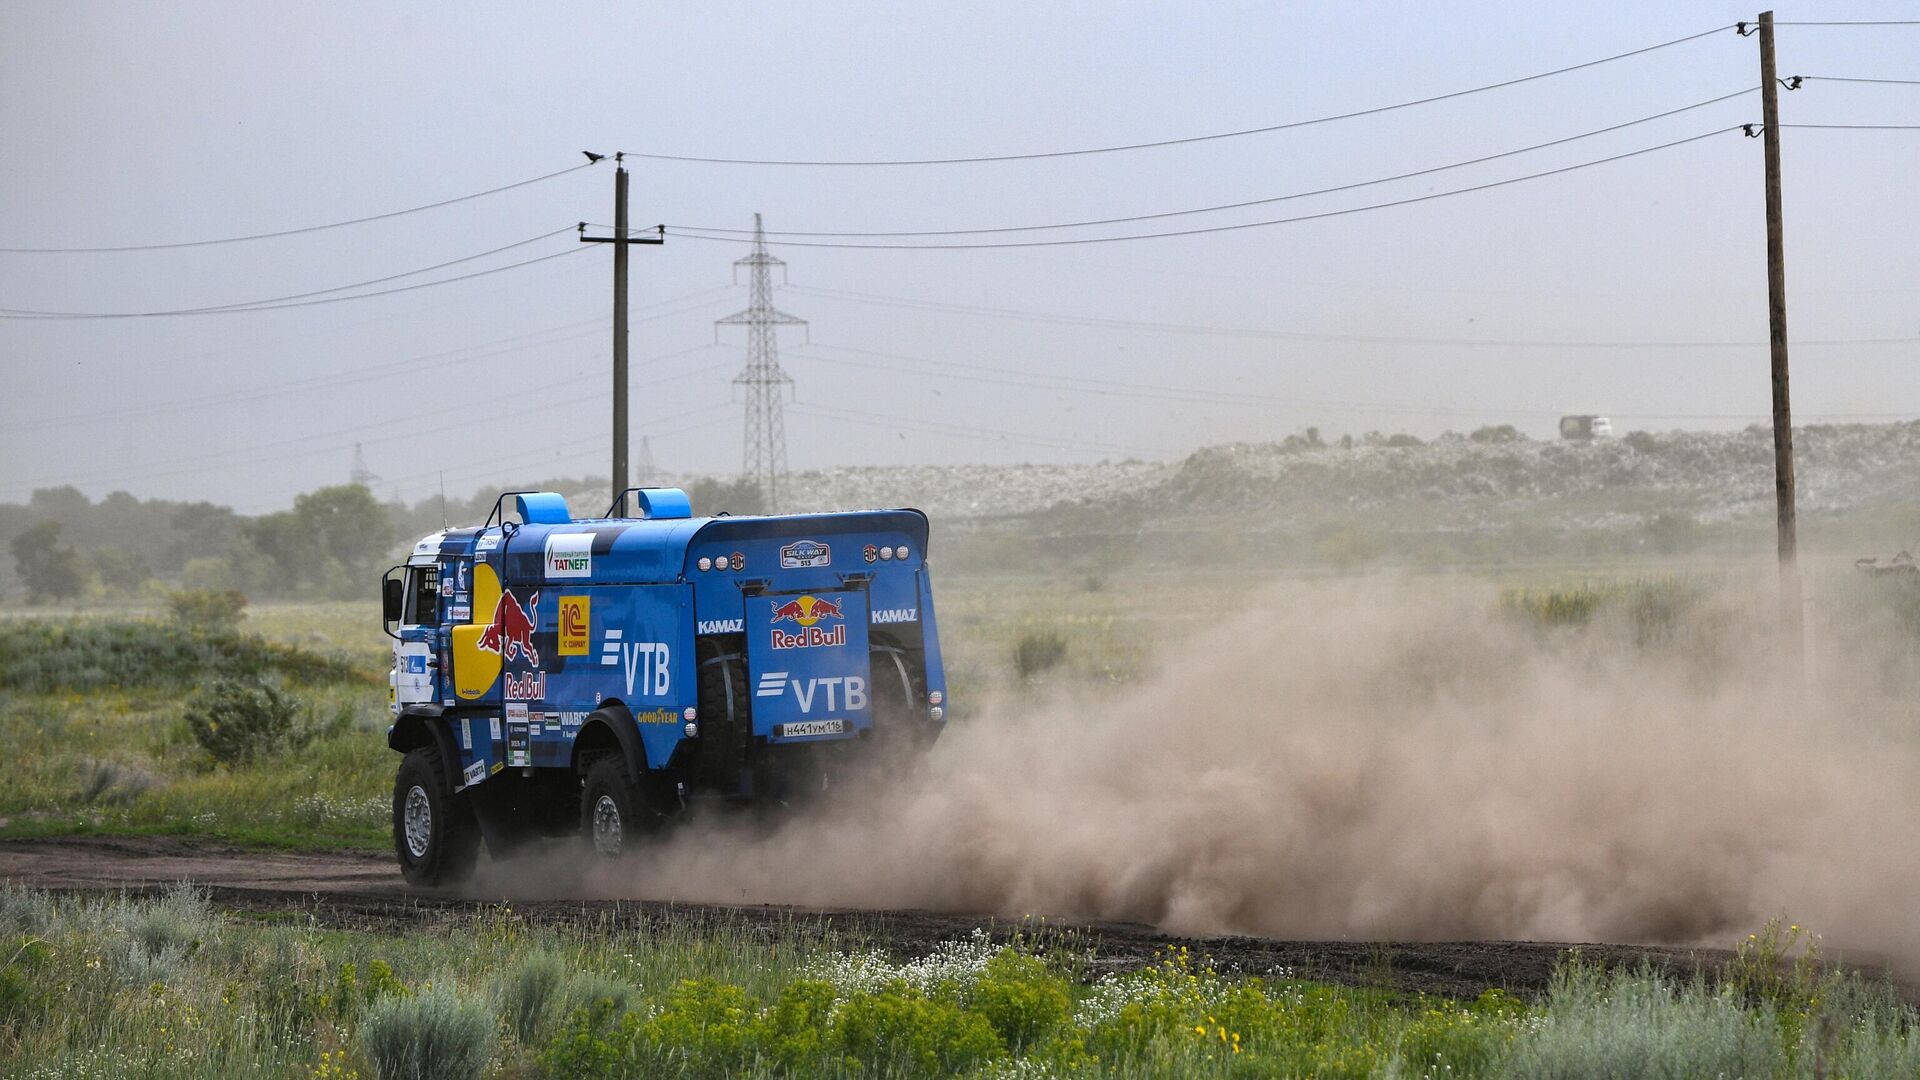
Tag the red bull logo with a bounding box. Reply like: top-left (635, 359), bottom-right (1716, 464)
top-left (477, 590), bottom-right (540, 665)
top-left (769, 594), bottom-right (846, 650)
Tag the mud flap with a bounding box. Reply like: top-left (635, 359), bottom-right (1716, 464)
top-left (744, 588), bottom-right (871, 742)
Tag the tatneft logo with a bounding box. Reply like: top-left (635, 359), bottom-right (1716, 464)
top-left (601, 629), bottom-right (671, 696)
top-left (756, 671), bottom-right (868, 712)
top-left (545, 534), bottom-right (593, 578)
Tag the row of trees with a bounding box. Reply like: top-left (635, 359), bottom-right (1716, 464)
top-left (4, 476), bottom-right (771, 605)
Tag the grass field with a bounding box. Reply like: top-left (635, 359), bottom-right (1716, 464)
top-left (4, 885), bottom-right (1914, 1079)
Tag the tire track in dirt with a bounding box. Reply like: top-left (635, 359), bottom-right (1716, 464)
top-left (0, 835), bottom-right (1742, 1001)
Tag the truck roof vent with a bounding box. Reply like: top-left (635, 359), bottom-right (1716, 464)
top-left (514, 492), bottom-right (573, 525)
top-left (605, 487), bottom-right (692, 520)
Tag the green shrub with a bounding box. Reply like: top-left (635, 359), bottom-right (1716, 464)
top-left (167, 588), bottom-right (248, 632)
top-left (1504, 963), bottom-right (1785, 1079)
top-left (834, 981), bottom-right (1004, 1074)
top-left (360, 981), bottom-right (494, 1080)
top-left (641, 979), bottom-right (762, 1077)
top-left (1012, 632), bottom-right (1067, 679)
top-left (495, 949), bottom-right (567, 1046)
top-left (755, 979), bottom-right (836, 1070)
top-left (539, 998), bottom-right (643, 1080)
top-left (186, 677), bottom-right (300, 765)
top-left (970, 950), bottom-right (1070, 1052)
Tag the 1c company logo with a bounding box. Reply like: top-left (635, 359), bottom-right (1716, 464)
top-left (559, 596), bottom-right (589, 656)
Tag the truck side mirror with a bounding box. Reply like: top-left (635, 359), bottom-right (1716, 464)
top-left (382, 575), bottom-right (404, 624)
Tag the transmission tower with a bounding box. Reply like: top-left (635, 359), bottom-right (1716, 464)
top-left (349, 443), bottom-right (378, 488)
top-left (715, 214), bottom-right (806, 511)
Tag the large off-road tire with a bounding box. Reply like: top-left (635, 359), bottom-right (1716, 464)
top-left (866, 645), bottom-right (930, 756)
top-left (579, 755), bottom-right (668, 859)
top-left (392, 746), bottom-right (481, 887)
top-left (696, 639), bottom-right (750, 791)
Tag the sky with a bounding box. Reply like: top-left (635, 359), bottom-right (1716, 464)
top-left (2, 1), bottom-right (1917, 513)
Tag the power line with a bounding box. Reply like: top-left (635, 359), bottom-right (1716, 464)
top-left (0, 160), bottom-right (601, 254)
top-left (789, 283), bottom-right (1920, 349)
top-left (0, 235), bottom-right (589, 319)
top-left (671, 90), bottom-right (1756, 239)
top-left (788, 401), bottom-right (1159, 458)
top-left (1778, 123), bottom-right (1920, 130)
top-left (1799, 75), bottom-right (1920, 86)
top-left (666, 128), bottom-right (1740, 250)
top-left (1772, 21), bottom-right (1920, 27)
top-left (619, 24), bottom-right (1734, 167)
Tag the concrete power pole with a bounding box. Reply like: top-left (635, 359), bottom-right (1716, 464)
top-left (716, 214), bottom-right (807, 512)
top-left (1750, 11), bottom-right (1804, 666)
top-left (578, 153), bottom-right (663, 510)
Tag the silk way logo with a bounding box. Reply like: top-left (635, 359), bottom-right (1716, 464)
top-left (768, 595), bottom-right (846, 650)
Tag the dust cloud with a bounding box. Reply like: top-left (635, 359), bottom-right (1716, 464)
top-left (556, 578), bottom-right (1920, 962)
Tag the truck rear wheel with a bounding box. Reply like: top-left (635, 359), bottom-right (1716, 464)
top-left (393, 746), bottom-right (480, 887)
top-left (580, 755), bottom-right (667, 858)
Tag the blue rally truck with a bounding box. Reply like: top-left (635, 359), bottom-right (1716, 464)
top-left (381, 488), bottom-right (948, 886)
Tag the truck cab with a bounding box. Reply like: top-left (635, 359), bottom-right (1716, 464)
top-left (381, 488), bottom-right (948, 886)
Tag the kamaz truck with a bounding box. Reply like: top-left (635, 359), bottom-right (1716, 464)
top-left (381, 488), bottom-right (948, 886)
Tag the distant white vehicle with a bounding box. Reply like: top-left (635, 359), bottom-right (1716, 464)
top-left (1559, 415), bottom-right (1613, 440)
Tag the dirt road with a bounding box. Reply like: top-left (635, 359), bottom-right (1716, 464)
top-left (0, 835), bottom-right (1730, 1001)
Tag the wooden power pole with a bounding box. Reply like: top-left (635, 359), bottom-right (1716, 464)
top-left (579, 154), bottom-right (664, 509)
top-left (1754, 11), bottom-right (1804, 664)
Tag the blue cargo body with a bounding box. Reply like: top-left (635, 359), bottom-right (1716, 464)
top-left (382, 489), bottom-right (948, 885)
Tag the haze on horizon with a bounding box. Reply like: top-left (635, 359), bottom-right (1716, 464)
top-left (3, 1), bottom-right (1917, 515)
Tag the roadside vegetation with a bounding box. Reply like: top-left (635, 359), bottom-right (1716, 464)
top-left (2, 886), bottom-right (1913, 1078)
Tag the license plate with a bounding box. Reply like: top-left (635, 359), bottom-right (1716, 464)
top-left (779, 719), bottom-right (847, 738)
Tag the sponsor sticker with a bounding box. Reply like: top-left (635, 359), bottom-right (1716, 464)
top-left (463, 760), bottom-right (486, 787)
top-left (757, 673), bottom-right (867, 712)
top-left (634, 707), bottom-right (677, 725)
top-left (505, 671), bottom-right (545, 700)
top-left (697, 617), bottom-right (743, 634)
top-left (768, 595), bottom-right (846, 650)
top-left (401, 654), bottom-right (429, 674)
top-left (872, 608), bottom-right (918, 624)
top-left (477, 590), bottom-right (540, 664)
top-left (559, 596), bottom-right (590, 655)
top-left (440, 579), bottom-right (454, 598)
top-left (448, 604), bottom-right (471, 621)
top-left (460, 718), bottom-right (474, 750)
top-left (780, 540), bottom-right (831, 569)
top-left (476, 535), bottom-right (500, 552)
top-left (490, 717), bottom-right (502, 741)
top-left (505, 703), bottom-right (529, 722)
top-left (863, 544), bottom-right (878, 563)
top-left (601, 630), bottom-right (671, 695)
top-left (544, 534), bottom-right (593, 579)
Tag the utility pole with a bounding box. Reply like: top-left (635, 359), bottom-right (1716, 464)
top-left (1751, 11), bottom-right (1803, 666)
top-left (578, 153), bottom-right (664, 508)
top-left (716, 214), bottom-right (807, 512)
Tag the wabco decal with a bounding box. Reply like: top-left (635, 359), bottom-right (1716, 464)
top-left (697, 618), bottom-right (744, 635)
top-left (780, 539), bottom-right (830, 569)
top-left (756, 671), bottom-right (867, 712)
top-left (601, 629), bottom-right (671, 696)
top-left (769, 595), bottom-right (845, 650)
top-left (545, 534), bottom-right (592, 579)
top-left (872, 608), bottom-right (918, 624)
top-left (559, 596), bottom-right (590, 655)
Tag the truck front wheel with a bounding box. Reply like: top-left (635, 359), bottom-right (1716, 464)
top-left (393, 747), bottom-right (481, 887)
top-left (580, 756), bottom-right (667, 858)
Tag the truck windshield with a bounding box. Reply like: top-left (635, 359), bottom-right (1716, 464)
top-left (402, 566), bottom-right (440, 627)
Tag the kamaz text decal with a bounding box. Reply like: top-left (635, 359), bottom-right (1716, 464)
top-left (872, 608), bottom-right (918, 624)
top-left (769, 595), bottom-right (845, 650)
top-left (601, 629), bottom-right (671, 696)
top-left (756, 671), bottom-right (867, 712)
top-left (697, 618), bottom-right (744, 634)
